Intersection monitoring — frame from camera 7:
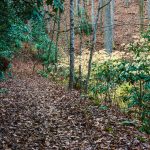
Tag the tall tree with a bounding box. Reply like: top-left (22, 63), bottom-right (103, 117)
top-left (111, 0), bottom-right (115, 38)
top-left (69, 0), bottom-right (75, 89)
top-left (85, 0), bottom-right (101, 93)
top-left (44, 5), bottom-right (51, 34)
top-left (148, 0), bottom-right (150, 21)
top-left (139, 0), bottom-right (144, 32)
top-left (78, 0), bottom-right (83, 92)
top-left (91, 0), bottom-right (95, 29)
top-left (99, 0), bottom-right (103, 33)
top-left (55, 11), bottom-right (61, 67)
top-left (85, 0), bottom-right (112, 93)
top-left (75, 0), bottom-right (78, 14)
top-left (104, 0), bottom-right (113, 54)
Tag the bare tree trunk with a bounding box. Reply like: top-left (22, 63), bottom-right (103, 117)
top-left (148, 0), bottom-right (150, 21)
top-left (91, 0), bottom-right (95, 29)
top-left (55, 11), bottom-right (61, 71)
top-left (64, 17), bottom-right (70, 52)
top-left (78, 0), bottom-right (83, 92)
top-left (47, 17), bottom-right (56, 68)
top-left (44, 5), bottom-right (51, 34)
top-left (69, 0), bottom-right (75, 89)
top-left (111, 0), bottom-right (115, 38)
top-left (99, 0), bottom-right (103, 33)
top-left (104, 0), bottom-right (113, 54)
top-left (139, 0), bottom-right (144, 32)
top-left (75, 0), bottom-right (79, 14)
top-left (79, 33), bottom-right (83, 92)
top-left (85, 0), bottom-right (102, 93)
top-left (77, 0), bottom-right (80, 15)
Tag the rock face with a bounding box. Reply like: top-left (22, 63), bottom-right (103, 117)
top-left (0, 56), bottom-right (10, 72)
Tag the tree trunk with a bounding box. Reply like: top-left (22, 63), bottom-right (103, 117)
top-left (47, 17), bottom-right (56, 68)
top-left (85, 0), bottom-right (102, 93)
top-left (139, 0), bottom-right (144, 32)
top-left (55, 11), bottom-right (61, 70)
top-left (104, 0), bottom-right (113, 54)
top-left (99, 0), bottom-right (103, 33)
top-left (91, 0), bottom-right (95, 29)
top-left (75, 0), bottom-right (79, 14)
top-left (78, 0), bottom-right (83, 92)
top-left (111, 0), bottom-right (115, 38)
top-left (148, 0), bottom-right (150, 21)
top-left (69, 0), bottom-right (75, 89)
top-left (64, 17), bottom-right (70, 52)
top-left (44, 5), bottom-right (50, 34)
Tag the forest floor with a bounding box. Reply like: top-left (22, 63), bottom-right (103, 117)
top-left (0, 0), bottom-right (150, 149)
top-left (0, 60), bottom-right (150, 150)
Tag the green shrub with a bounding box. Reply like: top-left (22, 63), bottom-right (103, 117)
top-left (89, 29), bottom-right (150, 133)
top-left (75, 7), bottom-right (92, 36)
top-left (115, 82), bottom-right (132, 108)
top-left (78, 18), bottom-right (92, 36)
top-left (31, 19), bottom-right (58, 70)
top-left (90, 55), bottom-right (149, 133)
top-left (90, 59), bottom-right (121, 101)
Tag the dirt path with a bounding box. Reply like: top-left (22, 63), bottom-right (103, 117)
top-left (0, 62), bottom-right (150, 149)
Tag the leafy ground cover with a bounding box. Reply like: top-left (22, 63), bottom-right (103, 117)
top-left (0, 60), bottom-right (150, 149)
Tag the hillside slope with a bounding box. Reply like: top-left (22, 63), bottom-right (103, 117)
top-left (0, 60), bottom-right (150, 149)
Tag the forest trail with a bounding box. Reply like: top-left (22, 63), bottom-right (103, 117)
top-left (0, 61), bottom-right (150, 150)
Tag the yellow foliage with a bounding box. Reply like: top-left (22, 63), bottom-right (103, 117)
top-left (58, 48), bottom-right (132, 77)
top-left (113, 82), bottom-right (132, 109)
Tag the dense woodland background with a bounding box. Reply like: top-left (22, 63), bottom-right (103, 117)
top-left (0, 0), bottom-right (150, 149)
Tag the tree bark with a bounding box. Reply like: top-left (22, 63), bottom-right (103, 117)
top-left (55, 11), bottom-right (61, 70)
top-left (148, 0), bottom-right (150, 21)
top-left (99, 0), bottom-right (103, 33)
top-left (104, 0), bottom-right (113, 54)
top-left (85, 0), bottom-right (102, 93)
top-left (91, 0), bottom-right (95, 29)
top-left (69, 0), bottom-right (75, 89)
top-left (139, 0), bottom-right (144, 32)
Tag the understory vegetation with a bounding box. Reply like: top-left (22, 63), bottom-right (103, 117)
top-left (56, 29), bottom-right (150, 134)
